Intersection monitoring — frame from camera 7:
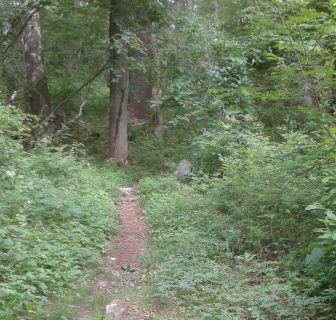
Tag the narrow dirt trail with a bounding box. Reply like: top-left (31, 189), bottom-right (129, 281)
top-left (58, 184), bottom-right (179, 320)
top-left (93, 185), bottom-right (151, 319)
top-left (116, 188), bottom-right (146, 271)
top-left (101, 186), bottom-right (147, 281)
top-left (68, 185), bottom-right (151, 320)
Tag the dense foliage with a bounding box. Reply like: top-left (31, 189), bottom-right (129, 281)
top-left (0, 105), bottom-right (128, 318)
top-left (1, 0), bottom-right (336, 319)
top-left (135, 113), bottom-right (336, 318)
top-left (139, 176), bottom-right (323, 319)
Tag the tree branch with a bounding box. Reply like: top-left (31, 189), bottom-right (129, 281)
top-left (66, 99), bottom-right (87, 125)
top-left (1, 8), bottom-right (39, 62)
top-left (11, 42), bottom-right (90, 103)
top-left (48, 60), bottom-right (110, 119)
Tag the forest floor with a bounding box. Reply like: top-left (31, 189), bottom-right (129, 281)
top-left (94, 185), bottom-right (150, 320)
top-left (63, 185), bottom-right (177, 320)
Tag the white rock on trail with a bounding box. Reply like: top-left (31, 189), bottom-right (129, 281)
top-left (105, 301), bottom-right (129, 319)
top-left (118, 187), bottom-right (133, 195)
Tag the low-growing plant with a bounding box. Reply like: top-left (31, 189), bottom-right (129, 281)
top-left (305, 169), bottom-right (336, 313)
top-left (139, 176), bottom-right (322, 319)
top-left (0, 105), bottom-right (128, 318)
top-left (194, 115), bottom-right (326, 254)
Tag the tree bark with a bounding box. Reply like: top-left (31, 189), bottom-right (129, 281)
top-left (108, 54), bottom-right (128, 162)
top-left (108, 0), bottom-right (128, 163)
top-left (128, 31), bottom-right (153, 120)
top-left (22, 11), bottom-right (51, 117)
top-left (129, 71), bottom-right (152, 119)
top-left (150, 30), bottom-right (164, 126)
top-left (152, 87), bottom-right (163, 126)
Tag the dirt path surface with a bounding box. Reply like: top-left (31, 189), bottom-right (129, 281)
top-left (102, 186), bottom-right (147, 280)
top-left (94, 185), bottom-right (151, 319)
top-left (61, 184), bottom-right (179, 320)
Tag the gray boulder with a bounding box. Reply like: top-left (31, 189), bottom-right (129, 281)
top-left (154, 126), bottom-right (168, 138)
top-left (173, 159), bottom-right (193, 181)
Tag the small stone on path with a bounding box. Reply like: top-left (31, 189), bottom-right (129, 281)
top-left (118, 187), bottom-right (133, 195)
top-left (105, 301), bottom-right (129, 319)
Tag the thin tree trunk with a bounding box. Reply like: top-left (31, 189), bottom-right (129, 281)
top-left (152, 87), bottom-right (163, 126)
top-left (108, 0), bottom-right (128, 163)
top-left (150, 30), bottom-right (164, 126)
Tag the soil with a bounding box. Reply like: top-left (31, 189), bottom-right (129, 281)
top-left (63, 184), bottom-right (179, 320)
top-left (95, 185), bottom-right (151, 319)
top-left (69, 185), bottom-right (175, 320)
top-left (102, 187), bottom-right (146, 278)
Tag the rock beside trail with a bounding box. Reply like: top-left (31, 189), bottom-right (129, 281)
top-left (105, 301), bottom-right (129, 319)
top-left (154, 126), bottom-right (168, 138)
top-left (173, 159), bottom-right (193, 181)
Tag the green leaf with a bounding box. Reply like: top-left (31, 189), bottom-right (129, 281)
top-left (321, 194), bottom-right (332, 202)
top-left (305, 248), bottom-right (326, 265)
top-left (111, 270), bottom-right (120, 277)
top-left (326, 211), bottom-right (336, 221)
top-left (125, 265), bottom-right (131, 273)
top-left (307, 242), bottom-right (320, 252)
top-left (322, 177), bottom-right (332, 183)
top-left (4, 238), bottom-right (14, 246)
top-left (305, 204), bottom-right (320, 211)
top-left (26, 304), bottom-right (33, 311)
top-left (5, 170), bottom-right (16, 178)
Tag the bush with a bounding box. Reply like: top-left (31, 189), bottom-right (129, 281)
top-left (194, 115), bottom-right (327, 254)
top-left (0, 104), bottom-right (126, 318)
top-left (305, 169), bottom-right (336, 312)
top-left (139, 176), bottom-right (321, 319)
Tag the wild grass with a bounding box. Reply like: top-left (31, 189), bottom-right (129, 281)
top-left (0, 106), bottom-right (129, 318)
top-left (138, 175), bottom-right (325, 319)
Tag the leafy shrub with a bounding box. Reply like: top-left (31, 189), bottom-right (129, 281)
top-left (305, 169), bottom-right (336, 312)
top-left (0, 104), bottom-right (126, 318)
top-left (194, 115), bottom-right (328, 254)
top-left (188, 114), bottom-right (336, 317)
top-left (139, 176), bottom-right (320, 319)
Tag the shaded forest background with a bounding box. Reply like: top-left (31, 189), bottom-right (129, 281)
top-left (1, 0), bottom-right (336, 319)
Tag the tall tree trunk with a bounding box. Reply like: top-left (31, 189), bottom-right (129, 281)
top-left (152, 87), bottom-right (164, 126)
top-left (129, 71), bottom-right (152, 120)
top-left (128, 31), bottom-right (153, 120)
top-left (108, 0), bottom-right (128, 163)
top-left (22, 11), bottom-right (51, 117)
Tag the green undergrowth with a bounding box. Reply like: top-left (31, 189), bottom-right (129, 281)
top-left (45, 283), bottom-right (109, 320)
top-left (139, 176), bottom-right (325, 320)
top-left (128, 122), bottom-right (198, 173)
top-left (0, 106), bottom-right (130, 319)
